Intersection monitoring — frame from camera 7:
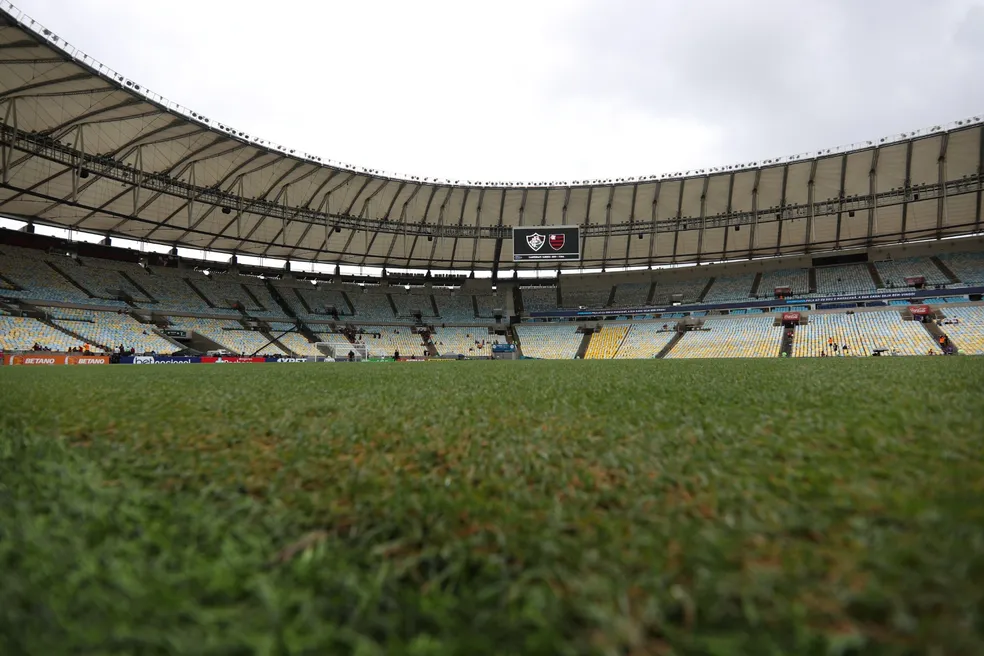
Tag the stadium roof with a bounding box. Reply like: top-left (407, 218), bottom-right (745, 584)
top-left (0, 3), bottom-right (982, 273)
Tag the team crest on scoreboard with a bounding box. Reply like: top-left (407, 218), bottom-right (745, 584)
top-left (526, 232), bottom-right (546, 251)
top-left (548, 233), bottom-right (566, 250)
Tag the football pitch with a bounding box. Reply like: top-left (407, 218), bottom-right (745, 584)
top-left (1, 358), bottom-right (983, 654)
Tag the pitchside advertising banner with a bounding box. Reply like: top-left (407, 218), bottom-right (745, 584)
top-left (3, 354), bottom-right (109, 366)
top-left (121, 355), bottom-right (320, 364)
top-left (512, 226), bottom-right (580, 262)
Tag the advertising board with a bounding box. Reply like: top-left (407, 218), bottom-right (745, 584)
top-left (3, 354), bottom-right (109, 365)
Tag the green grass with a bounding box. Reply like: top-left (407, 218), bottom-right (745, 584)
top-left (1, 359), bottom-right (983, 655)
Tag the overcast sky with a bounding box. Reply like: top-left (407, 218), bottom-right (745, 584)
top-left (12, 0), bottom-right (984, 183)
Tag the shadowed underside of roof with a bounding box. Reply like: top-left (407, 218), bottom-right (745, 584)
top-left (0, 5), bottom-right (981, 272)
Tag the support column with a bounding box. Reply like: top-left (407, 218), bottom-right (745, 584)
top-left (936, 133), bottom-right (950, 239)
top-left (647, 182), bottom-right (661, 266)
top-left (900, 140), bottom-right (914, 241)
top-left (671, 180), bottom-right (684, 264)
top-left (747, 169), bottom-right (762, 259)
top-left (775, 165), bottom-right (789, 256)
top-left (834, 154), bottom-right (848, 249)
top-left (721, 173), bottom-right (735, 258)
top-left (805, 160), bottom-right (818, 252)
top-left (696, 175), bottom-right (710, 262)
top-left (1, 99), bottom-right (17, 185)
top-left (867, 147), bottom-right (880, 246)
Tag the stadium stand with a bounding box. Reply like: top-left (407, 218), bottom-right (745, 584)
top-left (939, 252), bottom-right (984, 285)
top-left (291, 284), bottom-right (350, 319)
top-left (64, 257), bottom-right (153, 303)
top-left (651, 278), bottom-right (708, 305)
top-left (758, 268), bottom-right (810, 296)
top-left (239, 279), bottom-right (289, 319)
top-left (275, 331), bottom-right (321, 356)
top-left (192, 272), bottom-right (261, 312)
top-left (849, 312), bottom-right (938, 356)
top-left (667, 318), bottom-right (782, 359)
top-left (0, 245), bottom-right (96, 303)
top-left (473, 294), bottom-right (500, 323)
top-left (703, 274), bottom-right (756, 303)
top-left (792, 313), bottom-right (869, 357)
top-left (814, 264), bottom-right (877, 295)
top-left (613, 323), bottom-right (678, 359)
top-left (515, 323), bottom-right (582, 359)
top-left (561, 287), bottom-right (609, 308)
top-left (348, 290), bottom-right (398, 322)
top-left (434, 292), bottom-right (476, 323)
top-left (584, 325), bottom-right (629, 359)
top-left (166, 317), bottom-right (284, 355)
top-left (47, 308), bottom-right (174, 353)
top-left (520, 287), bottom-right (557, 313)
top-left (937, 307), bottom-right (984, 354)
top-left (430, 326), bottom-right (497, 356)
top-left (391, 291), bottom-right (436, 317)
top-left (874, 257), bottom-right (949, 288)
top-left (0, 315), bottom-right (78, 351)
top-left (612, 283), bottom-right (650, 307)
top-left (129, 267), bottom-right (214, 313)
top-left (354, 326), bottom-right (426, 358)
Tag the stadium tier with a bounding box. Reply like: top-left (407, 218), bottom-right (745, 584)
top-left (275, 331), bottom-right (321, 357)
top-left (433, 292), bottom-right (476, 323)
top-left (939, 252), bottom-right (984, 285)
top-left (0, 246), bottom-right (99, 304)
top-left (515, 323), bottom-right (583, 359)
top-left (849, 312), bottom-right (939, 356)
top-left (2, 234), bottom-right (984, 359)
top-left (430, 327), bottom-right (500, 357)
top-left (520, 287), bottom-right (558, 313)
top-left (814, 263), bottom-right (877, 296)
top-left (584, 325), bottom-right (629, 359)
top-left (703, 274), bottom-right (756, 303)
top-left (391, 291), bottom-right (437, 318)
top-left (758, 268), bottom-right (810, 297)
top-left (127, 267), bottom-right (214, 313)
top-left (474, 294), bottom-right (500, 322)
top-left (612, 283), bottom-right (651, 307)
top-left (938, 307), bottom-right (984, 355)
top-left (354, 326), bottom-right (427, 358)
top-left (165, 317), bottom-right (285, 355)
top-left (667, 317), bottom-right (783, 359)
top-left (47, 308), bottom-right (175, 353)
top-left (346, 289), bottom-right (400, 322)
top-left (792, 313), bottom-right (870, 357)
top-left (613, 323), bottom-right (678, 359)
top-left (651, 278), bottom-right (709, 305)
top-left (873, 257), bottom-right (950, 288)
top-left (561, 287), bottom-right (610, 308)
top-left (0, 314), bottom-right (79, 351)
top-left (790, 310), bottom-right (946, 357)
top-left (273, 282), bottom-right (350, 321)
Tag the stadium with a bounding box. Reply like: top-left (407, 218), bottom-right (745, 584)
top-left (1, 1), bottom-right (983, 653)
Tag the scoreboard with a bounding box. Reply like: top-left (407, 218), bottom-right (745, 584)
top-left (512, 226), bottom-right (580, 262)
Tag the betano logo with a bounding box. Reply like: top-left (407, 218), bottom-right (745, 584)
top-left (19, 356), bottom-right (57, 365)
